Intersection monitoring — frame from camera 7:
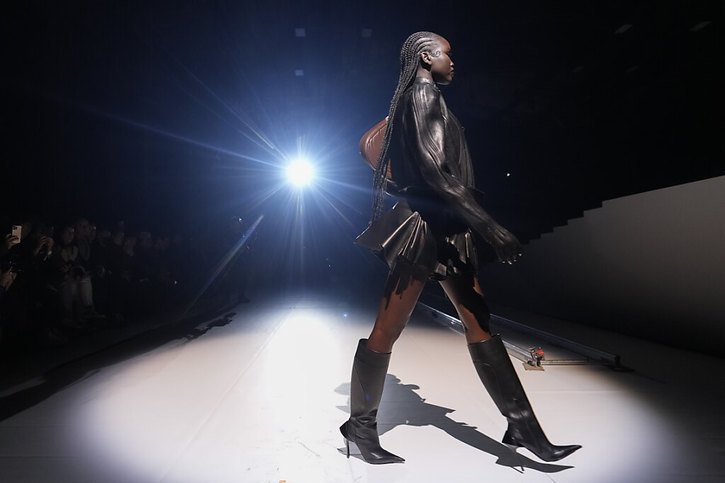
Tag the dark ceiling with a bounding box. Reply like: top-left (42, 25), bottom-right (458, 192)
top-left (3, 0), bottom-right (723, 240)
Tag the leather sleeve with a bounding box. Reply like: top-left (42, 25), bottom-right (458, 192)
top-left (402, 83), bottom-right (500, 240)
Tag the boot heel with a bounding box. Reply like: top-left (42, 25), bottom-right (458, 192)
top-left (468, 336), bottom-right (581, 462)
top-left (345, 439), bottom-right (361, 456)
top-left (340, 423), bottom-right (357, 457)
top-left (339, 339), bottom-right (405, 464)
top-left (341, 436), bottom-right (363, 458)
top-left (501, 428), bottom-right (522, 448)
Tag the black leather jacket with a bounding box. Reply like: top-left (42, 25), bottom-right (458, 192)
top-left (356, 76), bottom-right (520, 276)
top-left (390, 77), bottom-right (496, 240)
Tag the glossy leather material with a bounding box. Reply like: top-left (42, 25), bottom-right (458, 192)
top-left (356, 199), bottom-right (477, 281)
top-left (339, 339), bottom-right (405, 464)
top-left (468, 335), bottom-right (582, 462)
top-left (359, 117), bottom-right (395, 185)
top-left (357, 77), bottom-right (514, 277)
top-left (390, 77), bottom-right (501, 246)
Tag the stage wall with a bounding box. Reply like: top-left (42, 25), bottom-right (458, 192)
top-left (480, 176), bottom-right (725, 355)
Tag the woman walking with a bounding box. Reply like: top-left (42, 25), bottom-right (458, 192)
top-left (340, 31), bottom-right (581, 465)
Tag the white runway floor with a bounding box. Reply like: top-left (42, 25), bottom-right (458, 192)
top-left (1, 294), bottom-right (724, 483)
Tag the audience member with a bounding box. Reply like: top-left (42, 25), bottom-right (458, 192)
top-left (0, 213), bottom-right (244, 354)
top-left (52, 225), bottom-right (96, 327)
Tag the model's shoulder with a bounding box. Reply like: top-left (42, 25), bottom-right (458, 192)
top-left (408, 78), bottom-right (441, 106)
top-left (410, 77), bottom-right (440, 93)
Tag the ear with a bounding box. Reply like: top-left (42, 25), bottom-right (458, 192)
top-left (420, 51), bottom-right (433, 67)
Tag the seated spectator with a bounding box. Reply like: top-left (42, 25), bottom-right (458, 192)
top-left (52, 225), bottom-right (97, 327)
top-left (2, 220), bottom-right (67, 346)
top-left (0, 265), bottom-right (17, 301)
top-left (0, 211), bottom-right (224, 353)
top-left (89, 227), bottom-right (112, 315)
top-left (74, 218), bottom-right (93, 266)
top-left (0, 265), bottom-right (18, 336)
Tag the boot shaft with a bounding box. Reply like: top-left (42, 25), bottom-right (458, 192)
top-left (349, 339), bottom-right (391, 420)
top-left (467, 335), bottom-right (529, 411)
top-left (467, 335), bottom-right (582, 461)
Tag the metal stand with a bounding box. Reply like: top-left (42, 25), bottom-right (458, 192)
top-left (418, 303), bottom-right (626, 370)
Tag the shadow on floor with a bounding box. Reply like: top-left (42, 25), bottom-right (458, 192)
top-left (336, 374), bottom-right (575, 474)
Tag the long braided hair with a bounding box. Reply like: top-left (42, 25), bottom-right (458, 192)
top-left (370, 31), bottom-right (442, 223)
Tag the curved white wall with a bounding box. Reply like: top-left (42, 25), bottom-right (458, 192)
top-left (480, 176), bottom-right (725, 354)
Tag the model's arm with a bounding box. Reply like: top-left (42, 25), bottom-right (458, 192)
top-left (403, 83), bottom-right (521, 263)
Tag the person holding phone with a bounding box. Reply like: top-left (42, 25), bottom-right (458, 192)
top-left (3, 224), bottom-right (23, 256)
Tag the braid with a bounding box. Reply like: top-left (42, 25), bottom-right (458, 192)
top-left (370, 31), bottom-right (441, 222)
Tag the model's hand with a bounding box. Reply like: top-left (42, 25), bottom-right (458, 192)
top-left (485, 225), bottom-right (523, 264)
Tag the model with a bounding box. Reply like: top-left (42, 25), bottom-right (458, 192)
top-left (340, 31), bottom-right (581, 464)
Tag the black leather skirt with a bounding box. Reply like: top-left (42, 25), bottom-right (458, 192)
top-left (355, 199), bottom-right (478, 281)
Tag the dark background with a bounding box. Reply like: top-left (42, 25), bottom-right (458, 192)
top-left (2, 0), bottom-right (723, 270)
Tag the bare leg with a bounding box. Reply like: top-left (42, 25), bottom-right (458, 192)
top-left (444, 273), bottom-right (582, 461)
top-left (439, 272), bottom-right (492, 343)
top-left (367, 266), bottom-right (427, 353)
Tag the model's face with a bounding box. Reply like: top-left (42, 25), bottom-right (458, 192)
top-left (426, 37), bottom-right (454, 85)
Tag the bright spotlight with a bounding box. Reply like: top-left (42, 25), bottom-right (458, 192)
top-left (286, 158), bottom-right (315, 188)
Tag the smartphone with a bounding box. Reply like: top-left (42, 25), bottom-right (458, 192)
top-left (11, 225), bottom-right (22, 241)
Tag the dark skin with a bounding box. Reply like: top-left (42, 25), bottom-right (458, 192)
top-left (367, 36), bottom-right (520, 353)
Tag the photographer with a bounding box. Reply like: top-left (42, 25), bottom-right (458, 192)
top-left (1, 221), bottom-right (66, 346)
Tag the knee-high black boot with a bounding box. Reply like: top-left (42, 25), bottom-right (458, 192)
top-left (468, 335), bottom-right (581, 462)
top-left (339, 339), bottom-right (404, 464)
